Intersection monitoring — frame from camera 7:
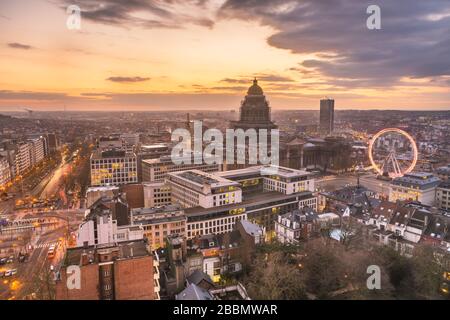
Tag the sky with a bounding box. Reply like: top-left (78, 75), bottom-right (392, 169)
top-left (0, 0), bottom-right (450, 111)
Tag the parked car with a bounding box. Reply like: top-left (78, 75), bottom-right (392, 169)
top-left (0, 257), bottom-right (7, 265)
top-left (4, 270), bottom-right (12, 277)
top-left (10, 269), bottom-right (17, 276)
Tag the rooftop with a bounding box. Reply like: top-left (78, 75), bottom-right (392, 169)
top-left (169, 169), bottom-right (239, 189)
top-left (391, 172), bottom-right (441, 189)
top-left (92, 149), bottom-right (135, 159)
top-left (175, 283), bottom-right (213, 300)
top-left (216, 165), bottom-right (311, 180)
top-left (184, 190), bottom-right (313, 218)
top-left (86, 186), bottom-right (120, 193)
top-left (63, 240), bottom-right (150, 267)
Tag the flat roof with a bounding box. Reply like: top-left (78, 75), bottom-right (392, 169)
top-left (216, 165), bottom-right (310, 179)
top-left (169, 169), bottom-right (239, 189)
top-left (92, 149), bottom-right (135, 159)
top-left (132, 205), bottom-right (182, 216)
top-left (63, 240), bottom-right (149, 266)
top-left (392, 172), bottom-right (441, 189)
top-left (86, 186), bottom-right (119, 193)
top-left (185, 190), bottom-right (313, 218)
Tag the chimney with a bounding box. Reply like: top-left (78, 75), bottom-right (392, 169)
top-left (81, 253), bottom-right (89, 266)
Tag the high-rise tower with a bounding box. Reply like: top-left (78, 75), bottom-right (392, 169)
top-left (319, 98), bottom-right (334, 135)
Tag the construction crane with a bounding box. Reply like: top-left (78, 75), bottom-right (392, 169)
top-left (23, 107), bottom-right (33, 118)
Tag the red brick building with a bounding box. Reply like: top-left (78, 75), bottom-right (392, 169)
top-left (55, 240), bottom-right (160, 300)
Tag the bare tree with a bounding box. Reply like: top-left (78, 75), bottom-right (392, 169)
top-left (244, 251), bottom-right (307, 300)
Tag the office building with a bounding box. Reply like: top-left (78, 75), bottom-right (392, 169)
top-left (143, 182), bottom-right (172, 208)
top-left (142, 154), bottom-right (221, 183)
top-left (389, 172), bottom-right (441, 206)
top-left (319, 98), bottom-right (335, 135)
top-left (171, 166), bottom-right (317, 238)
top-left (136, 144), bottom-right (170, 181)
top-left (97, 136), bottom-right (124, 151)
top-left (131, 205), bottom-right (187, 249)
top-left (436, 181), bottom-right (450, 210)
top-left (90, 150), bottom-right (138, 186)
top-left (167, 170), bottom-right (242, 209)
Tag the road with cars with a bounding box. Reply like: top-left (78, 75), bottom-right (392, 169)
top-left (0, 226), bottom-right (67, 300)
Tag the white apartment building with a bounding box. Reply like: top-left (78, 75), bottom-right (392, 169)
top-left (0, 156), bottom-right (11, 188)
top-left (90, 150), bottom-right (138, 186)
top-left (436, 182), bottom-right (450, 210)
top-left (143, 182), bottom-right (172, 208)
top-left (77, 210), bottom-right (143, 247)
top-left (142, 154), bottom-right (221, 183)
top-left (28, 137), bottom-right (45, 165)
top-left (15, 142), bottom-right (31, 175)
top-left (167, 170), bottom-right (242, 209)
top-left (389, 172), bottom-right (441, 206)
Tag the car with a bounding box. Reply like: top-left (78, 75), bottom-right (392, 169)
top-left (10, 269), bottom-right (17, 276)
top-left (0, 258), bottom-right (7, 265)
top-left (4, 270), bottom-right (12, 277)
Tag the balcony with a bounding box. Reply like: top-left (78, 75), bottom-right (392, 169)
top-left (154, 266), bottom-right (160, 280)
top-left (154, 278), bottom-right (161, 293)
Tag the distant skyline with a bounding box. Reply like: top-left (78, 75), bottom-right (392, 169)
top-left (1, 0), bottom-right (450, 111)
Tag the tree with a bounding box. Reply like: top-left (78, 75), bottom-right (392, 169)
top-left (244, 251), bottom-right (307, 300)
top-left (302, 241), bottom-right (347, 299)
top-left (27, 262), bottom-right (56, 300)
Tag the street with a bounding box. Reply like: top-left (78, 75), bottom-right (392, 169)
top-left (0, 226), bottom-right (67, 300)
top-left (316, 173), bottom-right (391, 195)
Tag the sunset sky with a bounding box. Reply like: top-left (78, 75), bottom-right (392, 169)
top-left (1, 0), bottom-right (450, 111)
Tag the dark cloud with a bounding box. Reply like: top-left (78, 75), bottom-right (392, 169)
top-left (106, 76), bottom-right (150, 83)
top-left (0, 90), bottom-right (67, 100)
top-left (59, 0), bottom-right (215, 29)
top-left (221, 74), bottom-right (294, 84)
top-left (7, 42), bottom-right (33, 50)
top-left (220, 0), bottom-right (450, 88)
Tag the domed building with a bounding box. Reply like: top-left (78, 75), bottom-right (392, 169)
top-left (227, 79), bottom-right (278, 169)
top-left (231, 78), bottom-right (278, 131)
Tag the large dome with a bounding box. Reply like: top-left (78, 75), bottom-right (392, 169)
top-left (247, 78), bottom-right (264, 95)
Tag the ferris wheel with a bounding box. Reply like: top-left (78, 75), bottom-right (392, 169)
top-left (368, 128), bottom-right (418, 178)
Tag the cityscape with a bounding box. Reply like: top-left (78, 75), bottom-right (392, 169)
top-left (0, 0), bottom-right (450, 307)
